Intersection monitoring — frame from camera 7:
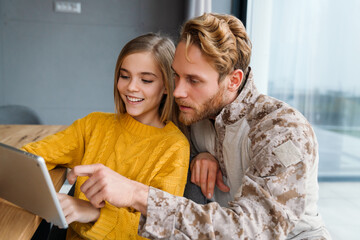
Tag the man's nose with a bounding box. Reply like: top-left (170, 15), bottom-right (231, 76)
top-left (173, 79), bottom-right (187, 98)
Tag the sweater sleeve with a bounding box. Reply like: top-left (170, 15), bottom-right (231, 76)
top-left (69, 203), bottom-right (119, 240)
top-left (138, 114), bottom-right (318, 239)
top-left (149, 138), bottom-right (190, 197)
top-left (21, 117), bottom-right (87, 170)
top-left (70, 203), bottom-right (147, 240)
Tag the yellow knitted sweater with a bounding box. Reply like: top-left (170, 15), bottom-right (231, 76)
top-left (22, 112), bottom-right (190, 240)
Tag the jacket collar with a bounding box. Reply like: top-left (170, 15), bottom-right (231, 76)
top-left (215, 68), bottom-right (260, 126)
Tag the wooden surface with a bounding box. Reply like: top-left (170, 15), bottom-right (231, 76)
top-left (0, 124), bottom-right (68, 240)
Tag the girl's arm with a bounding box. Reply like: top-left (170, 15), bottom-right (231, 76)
top-left (21, 117), bottom-right (87, 170)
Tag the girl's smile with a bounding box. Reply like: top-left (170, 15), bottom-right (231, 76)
top-left (117, 51), bottom-right (166, 127)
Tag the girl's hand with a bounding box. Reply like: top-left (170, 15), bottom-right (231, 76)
top-left (57, 193), bottom-right (100, 224)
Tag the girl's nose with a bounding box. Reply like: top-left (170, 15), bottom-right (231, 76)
top-left (127, 78), bottom-right (139, 92)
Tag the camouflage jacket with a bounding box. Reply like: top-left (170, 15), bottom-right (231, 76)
top-left (138, 70), bottom-right (330, 239)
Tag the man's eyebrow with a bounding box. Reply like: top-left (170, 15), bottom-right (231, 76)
top-left (171, 66), bottom-right (205, 80)
top-left (188, 73), bottom-right (205, 81)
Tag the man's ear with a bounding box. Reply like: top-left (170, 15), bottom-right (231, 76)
top-left (228, 69), bottom-right (243, 92)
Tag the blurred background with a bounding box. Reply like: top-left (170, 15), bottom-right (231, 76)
top-left (1, 0), bottom-right (359, 239)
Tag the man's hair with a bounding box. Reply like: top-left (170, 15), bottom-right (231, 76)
top-left (180, 13), bottom-right (252, 81)
top-left (113, 33), bottom-right (177, 123)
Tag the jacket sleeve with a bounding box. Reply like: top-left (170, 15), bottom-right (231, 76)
top-left (21, 117), bottom-right (87, 170)
top-left (138, 114), bottom-right (317, 239)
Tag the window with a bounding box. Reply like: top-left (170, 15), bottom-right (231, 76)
top-left (247, 0), bottom-right (360, 180)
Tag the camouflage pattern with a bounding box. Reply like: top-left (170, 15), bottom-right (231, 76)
top-left (138, 70), bottom-right (331, 239)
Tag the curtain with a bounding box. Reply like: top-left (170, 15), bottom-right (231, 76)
top-left (186, 0), bottom-right (212, 20)
top-left (251, 0), bottom-right (360, 180)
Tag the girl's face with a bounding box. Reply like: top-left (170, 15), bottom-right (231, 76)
top-left (117, 51), bottom-right (166, 127)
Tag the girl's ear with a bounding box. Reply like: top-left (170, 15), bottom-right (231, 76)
top-left (228, 69), bottom-right (243, 92)
top-left (163, 87), bottom-right (167, 94)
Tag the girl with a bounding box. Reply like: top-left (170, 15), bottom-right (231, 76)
top-left (22, 33), bottom-right (190, 240)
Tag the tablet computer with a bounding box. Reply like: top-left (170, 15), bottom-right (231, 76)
top-left (0, 142), bottom-right (68, 229)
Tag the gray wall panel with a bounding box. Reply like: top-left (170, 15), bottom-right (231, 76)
top-left (3, 0), bottom-right (142, 27)
top-left (212, 0), bottom-right (232, 14)
top-left (0, 0), bottom-right (185, 124)
top-left (0, 1), bottom-right (4, 104)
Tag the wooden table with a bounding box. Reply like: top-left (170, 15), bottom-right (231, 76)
top-left (0, 125), bottom-right (68, 240)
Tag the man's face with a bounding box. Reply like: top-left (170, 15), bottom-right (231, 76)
top-left (172, 42), bottom-right (229, 125)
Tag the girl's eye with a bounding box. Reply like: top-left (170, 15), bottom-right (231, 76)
top-left (142, 79), bottom-right (153, 83)
top-left (120, 75), bottom-right (130, 79)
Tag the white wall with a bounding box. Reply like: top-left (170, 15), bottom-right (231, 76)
top-left (246, 0), bottom-right (272, 95)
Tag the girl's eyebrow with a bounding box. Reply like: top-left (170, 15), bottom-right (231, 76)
top-left (141, 72), bottom-right (158, 78)
top-left (120, 68), bottom-right (158, 78)
top-left (120, 68), bottom-right (129, 73)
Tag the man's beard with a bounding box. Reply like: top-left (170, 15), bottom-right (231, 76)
top-left (176, 86), bottom-right (227, 126)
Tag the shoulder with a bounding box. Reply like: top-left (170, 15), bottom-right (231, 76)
top-left (248, 94), bottom-right (313, 138)
top-left (247, 95), bottom-right (317, 176)
top-left (247, 95), bottom-right (302, 125)
top-left (84, 112), bottom-right (116, 120)
top-left (80, 112), bottom-right (117, 125)
top-left (162, 121), bottom-right (190, 148)
top-left (72, 112), bottom-right (118, 134)
top-left (248, 95), bottom-right (312, 136)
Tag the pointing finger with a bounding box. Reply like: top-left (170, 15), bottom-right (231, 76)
top-left (67, 164), bottom-right (104, 184)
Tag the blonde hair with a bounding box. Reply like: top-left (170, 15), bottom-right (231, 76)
top-left (180, 13), bottom-right (252, 81)
top-left (113, 33), bottom-right (177, 123)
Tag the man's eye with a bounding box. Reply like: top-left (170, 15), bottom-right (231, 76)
top-left (189, 78), bottom-right (199, 84)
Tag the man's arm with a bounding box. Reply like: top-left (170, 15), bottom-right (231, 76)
top-left (138, 157), bottom-right (307, 239)
top-left (67, 164), bottom-right (149, 215)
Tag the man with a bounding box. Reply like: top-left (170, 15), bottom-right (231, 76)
top-left (68, 13), bottom-right (330, 239)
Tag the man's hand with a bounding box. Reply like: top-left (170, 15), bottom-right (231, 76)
top-left (57, 193), bottom-right (100, 225)
top-left (190, 152), bottom-right (230, 199)
top-left (67, 164), bottom-right (149, 215)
